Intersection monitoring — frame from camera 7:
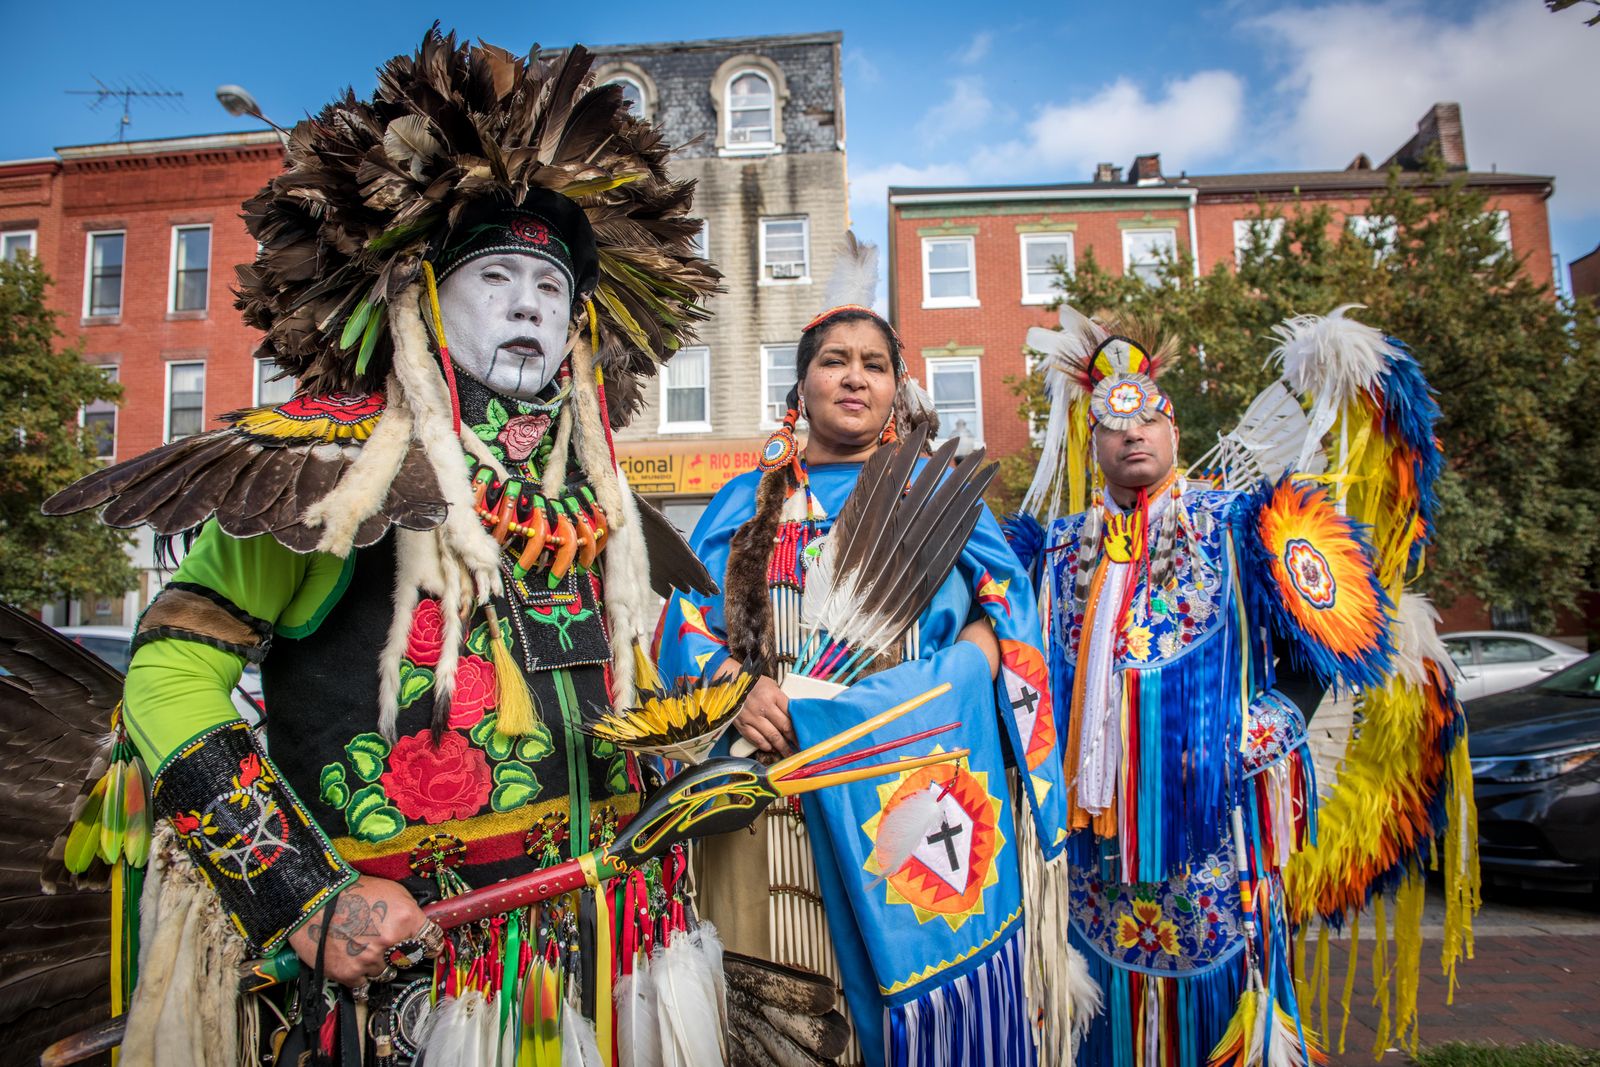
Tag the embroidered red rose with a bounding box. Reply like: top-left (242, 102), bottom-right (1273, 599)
top-left (497, 413), bottom-right (551, 462)
top-left (449, 654), bottom-right (497, 729)
top-left (276, 392), bottom-right (386, 421)
top-left (405, 598), bottom-right (446, 667)
top-left (172, 811), bottom-right (201, 835)
top-left (509, 216), bottom-right (550, 245)
top-left (380, 730), bottom-right (491, 823)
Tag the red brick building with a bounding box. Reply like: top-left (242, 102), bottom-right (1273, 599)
top-left (1, 132), bottom-right (285, 624)
top-left (887, 103), bottom-right (1556, 462)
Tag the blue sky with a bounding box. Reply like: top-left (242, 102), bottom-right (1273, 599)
top-left (5, 0), bottom-right (1595, 285)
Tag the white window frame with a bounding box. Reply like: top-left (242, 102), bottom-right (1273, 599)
top-left (925, 356), bottom-right (984, 449)
top-left (79, 364), bottom-right (118, 461)
top-left (1232, 217), bottom-right (1285, 266)
top-left (724, 68), bottom-right (777, 152)
top-left (2, 229), bottom-right (37, 261)
top-left (691, 219), bottom-right (710, 260)
top-left (164, 360), bottom-right (207, 443)
top-left (253, 357), bottom-right (296, 407)
top-left (1019, 232), bottom-right (1073, 305)
top-left (921, 236), bottom-right (979, 309)
top-left (1490, 209), bottom-right (1513, 257)
top-left (759, 342), bottom-right (801, 428)
top-left (168, 224), bottom-right (212, 313)
top-left (82, 229), bottom-right (126, 318)
top-left (1121, 228), bottom-right (1177, 285)
top-left (658, 345), bottom-right (712, 434)
top-left (759, 216), bottom-right (810, 286)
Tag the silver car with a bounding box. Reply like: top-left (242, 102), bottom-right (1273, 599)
top-left (57, 625), bottom-right (264, 721)
top-left (1441, 630), bottom-right (1587, 701)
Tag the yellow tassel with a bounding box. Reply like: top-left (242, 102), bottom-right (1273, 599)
top-left (486, 604), bottom-right (538, 736)
top-left (1371, 894), bottom-right (1391, 1054)
top-left (1442, 735), bottom-right (1480, 1004)
top-left (1339, 911), bottom-right (1359, 1055)
top-left (1316, 922), bottom-right (1331, 1046)
top-left (1294, 923), bottom-right (1309, 1017)
top-left (1395, 873), bottom-right (1426, 1053)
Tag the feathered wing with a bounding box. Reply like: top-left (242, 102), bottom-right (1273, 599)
top-left (0, 605), bottom-right (121, 1064)
top-left (1244, 307), bottom-right (1472, 1050)
top-left (43, 395), bottom-right (447, 555)
top-left (634, 493), bottom-right (719, 597)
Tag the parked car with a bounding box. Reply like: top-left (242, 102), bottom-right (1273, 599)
top-left (1441, 630), bottom-right (1586, 701)
top-left (1467, 651), bottom-right (1600, 896)
top-left (57, 625), bottom-right (264, 720)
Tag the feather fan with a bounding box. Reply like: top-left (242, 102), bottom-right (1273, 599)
top-left (654, 925), bottom-right (727, 1067)
top-left (797, 424), bottom-right (997, 682)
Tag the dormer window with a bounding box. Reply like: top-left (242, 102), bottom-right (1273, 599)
top-left (712, 55), bottom-right (788, 156)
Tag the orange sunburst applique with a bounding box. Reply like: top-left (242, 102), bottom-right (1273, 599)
top-left (1253, 477), bottom-right (1392, 690)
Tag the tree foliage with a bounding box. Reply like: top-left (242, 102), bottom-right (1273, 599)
top-left (1011, 162), bottom-right (1600, 629)
top-left (0, 256), bottom-right (136, 609)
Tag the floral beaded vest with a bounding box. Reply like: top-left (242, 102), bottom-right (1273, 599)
top-left (258, 371), bottom-right (638, 898)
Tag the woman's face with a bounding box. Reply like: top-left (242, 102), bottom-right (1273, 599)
top-left (799, 319), bottom-right (897, 453)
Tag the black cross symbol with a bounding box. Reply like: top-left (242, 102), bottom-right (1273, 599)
top-left (926, 817), bottom-right (965, 870)
top-left (1010, 685), bottom-right (1039, 719)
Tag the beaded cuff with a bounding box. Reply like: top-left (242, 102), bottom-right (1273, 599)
top-left (152, 720), bottom-right (357, 953)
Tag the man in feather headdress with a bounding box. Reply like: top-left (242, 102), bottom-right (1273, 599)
top-left (1019, 303), bottom-right (1474, 1065)
top-left (43, 29), bottom-right (735, 1066)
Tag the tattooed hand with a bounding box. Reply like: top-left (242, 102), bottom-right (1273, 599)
top-left (287, 875), bottom-right (427, 987)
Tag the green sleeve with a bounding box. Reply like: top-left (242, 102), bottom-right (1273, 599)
top-left (122, 521), bottom-right (353, 768)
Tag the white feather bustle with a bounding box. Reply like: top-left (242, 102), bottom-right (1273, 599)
top-left (1021, 305), bottom-right (1110, 522)
top-left (120, 826), bottom-right (248, 1067)
top-left (1389, 592), bottom-right (1453, 690)
top-left (303, 374), bottom-right (416, 556)
top-left (1271, 304), bottom-right (1399, 473)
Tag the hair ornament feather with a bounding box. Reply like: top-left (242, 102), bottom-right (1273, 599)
top-left (802, 230), bottom-right (904, 367)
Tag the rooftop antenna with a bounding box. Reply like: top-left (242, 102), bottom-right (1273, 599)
top-left (66, 77), bottom-right (185, 142)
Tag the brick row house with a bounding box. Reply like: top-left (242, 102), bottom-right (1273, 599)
top-left (1, 32), bottom-right (850, 625)
top-left (887, 104), bottom-right (1556, 462)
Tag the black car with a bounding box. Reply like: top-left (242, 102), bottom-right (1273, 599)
top-left (1468, 651), bottom-right (1600, 895)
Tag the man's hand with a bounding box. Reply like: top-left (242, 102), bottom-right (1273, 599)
top-left (287, 875), bottom-right (426, 988)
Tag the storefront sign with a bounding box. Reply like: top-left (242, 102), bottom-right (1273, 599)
top-left (616, 443), bottom-right (763, 497)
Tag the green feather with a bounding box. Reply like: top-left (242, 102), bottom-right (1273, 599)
top-left (354, 301), bottom-right (388, 375)
top-left (65, 774), bottom-right (108, 874)
top-left (122, 758), bottom-right (151, 868)
top-left (99, 759), bottom-right (127, 864)
top-left (339, 297), bottom-right (374, 351)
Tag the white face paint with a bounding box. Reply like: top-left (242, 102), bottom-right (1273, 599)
top-left (438, 254), bottom-right (572, 400)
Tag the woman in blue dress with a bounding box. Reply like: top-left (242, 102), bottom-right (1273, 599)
top-left (656, 280), bottom-right (1077, 1067)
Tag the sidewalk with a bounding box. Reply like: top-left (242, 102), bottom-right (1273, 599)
top-left (1322, 894), bottom-right (1600, 1062)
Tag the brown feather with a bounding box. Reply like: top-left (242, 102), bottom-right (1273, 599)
top-left (634, 492), bottom-right (718, 600)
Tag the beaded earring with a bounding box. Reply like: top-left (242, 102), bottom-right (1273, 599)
top-left (759, 384), bottom-right (802, 473)
top-left (879, 415), bottom-right (899, 445)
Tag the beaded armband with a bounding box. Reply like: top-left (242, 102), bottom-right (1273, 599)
top-left (152, 720), bottom-right (357, 953)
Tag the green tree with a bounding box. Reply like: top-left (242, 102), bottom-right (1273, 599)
top-left (1016, 162), bottom-right (1600, 630)
top-left (0, 255), bottom-right (136, 609)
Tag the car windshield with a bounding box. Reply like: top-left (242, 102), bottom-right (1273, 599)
top-left (1535, 652), bottom-right (1600, 696)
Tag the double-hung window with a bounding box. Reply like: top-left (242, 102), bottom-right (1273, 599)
top-left (82, 366), bottom-right (118, 461)
top-left (171, 225), bottom-right (211, 312)
top-left (922, 236), bottom-right (977, 307)
top-left (761, 343), bottom-right (799, 426)
top-left (1020, 233), bottom-right (1072, 304)
top-left (1232, 217), bottom-right (1285, 266)
top-left (660, 346), bottom-right (711, 432)
top-left (1121, 228), bottom-right (1177, 285)
top-left (255, 357), bottom-right (296, 407)
top-left (85, 231), bottom-right (125, 317)
top-left (926, 357), bottom-right (982, 448)
top-left (166, 361), bottom-right (206, 441)
top-left (2, 230), bottom-right (36, 261)
top-left (760, 217), bottom-right (809, 283)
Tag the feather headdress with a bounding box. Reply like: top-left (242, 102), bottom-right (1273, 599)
top-left (237, 26), bottom-right (719, 425)
top-left (1021, 304), bottom-right (1179, 522)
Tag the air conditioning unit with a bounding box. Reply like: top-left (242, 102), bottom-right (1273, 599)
top-left (769, 262), bottom-right (804, 279)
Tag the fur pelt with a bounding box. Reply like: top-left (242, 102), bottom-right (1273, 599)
top-left (723, 466), bottom-right (791, 671)
top-left (303, 375), bottom-right (416, 555)
top-left (121, 825), bottom-right (248, 1067)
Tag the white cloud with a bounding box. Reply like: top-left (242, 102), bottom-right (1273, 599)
top-left (844, 48), bottom-right (880, 86)
top-left (915, 77), bottom-right (997, 144)
top-left (1021, 71), bottom-right (1246, 180)
top-left (1251, 0), bottom-right (1599, 218)
top-left (956, 31), bottom-right (993, 66)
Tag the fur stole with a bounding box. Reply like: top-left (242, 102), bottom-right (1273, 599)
top-left (722, 466), bottom-right (792, 671)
